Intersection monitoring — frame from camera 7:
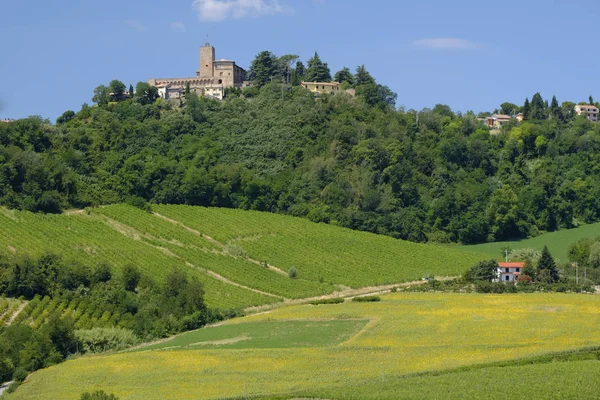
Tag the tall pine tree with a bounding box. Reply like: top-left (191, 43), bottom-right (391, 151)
top-left (537, 245), bottom-right (559, 283)
top-left (355, 65), bottom-right (375, 86)
top-left (304, 52), bottom-right (331, 82)
top-left (334, 67), bottom-right (355, 85)
top-left (248, 51), bottom-right (278, 87)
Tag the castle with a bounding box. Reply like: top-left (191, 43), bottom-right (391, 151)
top-left (148, 43), bottom-right (246, 101)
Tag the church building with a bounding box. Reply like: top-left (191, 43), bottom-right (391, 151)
top-left (148, 43), bottom-right (246, 101)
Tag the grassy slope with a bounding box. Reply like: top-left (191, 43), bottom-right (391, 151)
top-left (153, 205), bottom-right (486, 287)
top-left (8, 293), bottom-right (600, 400)
top-left (462, 221), bottom-right (600, 262)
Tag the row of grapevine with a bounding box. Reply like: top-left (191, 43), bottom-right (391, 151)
top-left (0, 208), bottom-right (280, 310)
top-left (155, 204), bottom-right (486, 288)
top-left (4, 294), bottom-right (135, 331)
top-left (95, 205), bottom-right (334, 299)
top-left (0, 299), bottom-right (24, 325)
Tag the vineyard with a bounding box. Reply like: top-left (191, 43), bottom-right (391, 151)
top-left (6, 294), bottom-right (135, 331)
top-left (153, 205), bottom-right (486, 287)
top-left (0, 298), bottom-right (24, 326)
top-left (0, 208), bottom-right (276, 310)
top-left (0, 205), bottom-right (487, 312)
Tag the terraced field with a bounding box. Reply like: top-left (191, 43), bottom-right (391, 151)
top-left (0, 205), bottom-right (486, 311)
top-left (6, 293), bottom-right (600, 400)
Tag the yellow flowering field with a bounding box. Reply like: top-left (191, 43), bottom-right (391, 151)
top-left (7, 293), bottom-right (600, 400)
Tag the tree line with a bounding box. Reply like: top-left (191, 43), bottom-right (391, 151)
top-left (1, 63), bottom-right (600, 245)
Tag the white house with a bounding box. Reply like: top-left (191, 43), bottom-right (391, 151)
top-left (495, 262), bottom-right (524, 283)
top-left (575, 104), bottom-right (599, 122)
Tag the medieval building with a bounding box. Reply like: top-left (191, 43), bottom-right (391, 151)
top-left (148, 43), bottom-right (246, 101)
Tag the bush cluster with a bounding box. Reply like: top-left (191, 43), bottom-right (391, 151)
top-left (0, 252), bottom-right (237, 385)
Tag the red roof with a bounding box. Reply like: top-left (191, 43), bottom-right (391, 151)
top-left (498, 262), bottom-right (524, 268)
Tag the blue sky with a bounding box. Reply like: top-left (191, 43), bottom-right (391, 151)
top-left (1, 0), bottom-right (598, 120)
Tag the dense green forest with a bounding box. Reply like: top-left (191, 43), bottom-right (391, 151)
top-left (1, 52), bottom-right (600, 245)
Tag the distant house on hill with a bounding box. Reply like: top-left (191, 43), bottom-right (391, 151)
top-left (495, 262), bottom-right (524, 283)
top-left (301, 81), bottom-right (342, 95)
top-left (485, 114), bottom-right (513, 129)
top-left (575, 104), bottom-right (599, 122)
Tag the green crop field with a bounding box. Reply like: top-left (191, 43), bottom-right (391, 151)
top-left (6, 293), bottom-right (600, 400)
top-left (462, 221), bottom-right (600, 262)
top-left (0, 205), bottom-right (486, 311)
top-left (136, 319), bottom-right (368, 351)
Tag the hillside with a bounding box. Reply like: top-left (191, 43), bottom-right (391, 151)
top-left (6, 292), bottom-right (600, 400)
top-left (463, 221), bottom-right (600, 262)
top-left (0, 205), bottom-right (485, 310)
top-left (3, 84), bottom-right (600, 249)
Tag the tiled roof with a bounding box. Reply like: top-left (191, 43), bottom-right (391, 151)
top-left (498, 262), bottom-right (524, 267)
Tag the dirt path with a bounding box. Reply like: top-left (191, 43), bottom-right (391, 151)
top-left (153, 212), bottom-right (289, 276)
top-left (63, 209), bottom-right (86, 215)
top-left (152, 212), bottom-right (222, 246)
top-left (184, 262), bottom-right (283, 300)
top-left (95, 213), bottom-right (284, 300)
top-left (244, 276), bottom-right (458, 313)
top-left (7, 302), bottom-right (27, 325)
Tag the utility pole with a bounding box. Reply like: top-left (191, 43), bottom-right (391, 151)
top-left (505, 248), bottom-right (509, 263)
top-left (576, 262), bottom-right (579, 285)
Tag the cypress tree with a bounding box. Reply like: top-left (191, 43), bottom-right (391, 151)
top-left (523, 98), bottom-right (531, 119)
top-left (590, 95), bottom-right (595, 105)
top-left (550, 95), bottom-right (562, 119)
top-left (129, 84), bottom-right (134, 98)
top-left (185, 82), bottom-right (191, 96)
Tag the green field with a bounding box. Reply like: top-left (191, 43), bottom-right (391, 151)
top-left (463, 221), bottom-right (600, 262)
top-left (137, 319), bottom-right (368, 351)
top-left (0, 205), bottom-right (486, 310)
top-left (7, 292), bottom-right (600, 400)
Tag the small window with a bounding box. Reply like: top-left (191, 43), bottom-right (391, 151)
top-left (218, 79), bottom-right (223, 84)
top-left (505, 276), bottom-right (510, 281)
top-left (505, 268), bottom-right (509, 273)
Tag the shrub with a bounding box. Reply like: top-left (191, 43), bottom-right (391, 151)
top-left (224, 244), bottom-right (248, 258)
top-left (124, 196), bottom-right (151, 213)
top-left (310, 298), bottom-right (344, 305)
top-left (75, 328), bottom-right (139, 353)
top-left (13, 367), bottom-right (28, 382)
top-left (352, 296), bottom-right (381, 302)
top-left (80, 391), bottom-right (119, 400)
top-left (288, 268), bottom-right (298, 279)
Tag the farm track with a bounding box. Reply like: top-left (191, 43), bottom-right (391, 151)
top-left (96, 213), bottom-right (285, 300)
top-left (244, 276), bottom-right (458, 314)
top-left (153, 212), bottom-right (289, 277)
top-left (6, 302), bottom-right (27, 325)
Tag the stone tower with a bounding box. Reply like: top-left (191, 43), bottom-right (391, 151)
top-left (198, 43), bottom-right (215, 78)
